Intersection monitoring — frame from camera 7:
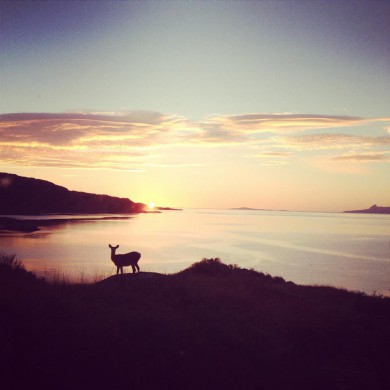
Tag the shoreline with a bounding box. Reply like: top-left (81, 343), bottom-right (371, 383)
top-left (0, 212), bottom-right (162, 233)
top-left (1, 210), bottom-right (388, 295)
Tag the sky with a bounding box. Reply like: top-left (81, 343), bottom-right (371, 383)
top-left (0, 0), bottom-right (389, 211)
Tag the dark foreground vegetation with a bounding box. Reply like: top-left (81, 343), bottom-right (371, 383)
top-left (1, 253), bottom-right (390, 390)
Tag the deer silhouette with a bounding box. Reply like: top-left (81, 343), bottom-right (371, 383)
top-left (108, 244), bottom-right (141, 274)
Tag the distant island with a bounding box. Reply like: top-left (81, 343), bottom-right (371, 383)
top-left (344, 204), bottom-right (390, 214)
top-left (230, 207), bottom-right (288, 212)
top-left (0, 172), bottom-right (148, 215)
top-left (231, 207), bottom-right (267, 211)
top-left (157, 206), bottom-right (182, 211)
top-left (232, 205), bottom-right (390, 214)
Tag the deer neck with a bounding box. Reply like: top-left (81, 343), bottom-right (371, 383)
top-left (110, 249), bottom-right (117, 262)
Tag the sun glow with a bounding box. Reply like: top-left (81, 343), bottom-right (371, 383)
top-left (148, 202), bottom-right (155, 209)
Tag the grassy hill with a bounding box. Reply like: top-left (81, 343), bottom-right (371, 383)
top-left (1, 253), bottom-right (389, 389)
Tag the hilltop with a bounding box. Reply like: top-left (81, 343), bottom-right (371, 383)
top-left (1, 254), bottom-right (389, 390)
top-left (0, 172), bottom-right (146, 214)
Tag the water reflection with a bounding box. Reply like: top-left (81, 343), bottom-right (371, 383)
top-left (0, 210), bottom-right (389, 294)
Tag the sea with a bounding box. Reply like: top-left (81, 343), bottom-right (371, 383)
top-left (0, 209), bottom-right (389, 295)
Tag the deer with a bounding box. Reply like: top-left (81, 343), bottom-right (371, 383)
top-left (108, 244), bottom-right (141, 275)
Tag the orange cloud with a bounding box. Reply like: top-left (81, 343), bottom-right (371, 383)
top-left (331, 152), bottom-right (390, 162)
top-left (0, 112), bottom-right (183, 147)
top-left (275, 134), bottom-right (390, 150)
top-left (204, 114), bottom-right (371, 134)
top-left (1, 111), bottom-right (389, 170)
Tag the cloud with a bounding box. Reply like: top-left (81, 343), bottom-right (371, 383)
top-left (1, 111), bottom-right (389, 170)
top-left (202, 114), bottom-right (375, 135)
top-left (194, 114), bottom-right (389, 145)
top-left (331, 152), bottom-right (390, 162)
top-left (256, 151), bottom-right (292, 157)
top-left (0, 111), bottom-right (184, 147)
top-left (0, 143), bottom-right (146, 170)
top-left (247, 150), bottom-right (292, 166)
top-left (1, 112), bottom-right (388, 147)
top-left (276, 134), bottom-right (390, 151)
top-left (0, 111), bottom-right (195, 170)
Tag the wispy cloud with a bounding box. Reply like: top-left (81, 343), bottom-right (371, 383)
top-left (275, 134), bottom-right (390, 151)
top-left (247, 150), bottom-right (292, 166)
top-left (1, 111), bottom-right (389, 170)
top-left (192, 114), bottom-right (389, 145)
top-left (331, 152), bottom-right (390, 162)
top-left (0, 111), bottom-right (187, 147)
top-left (203, 114), bottom-right (369, 135)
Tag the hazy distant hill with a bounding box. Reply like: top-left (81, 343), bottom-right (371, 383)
top-left (0, 172), bottom-right (146, 214)
top-left (230, 207), bottom-right (268, 211)
top-left (230, 207), bottom-right (288, 212)
top-left (344, 204), bottom-right (390, 214)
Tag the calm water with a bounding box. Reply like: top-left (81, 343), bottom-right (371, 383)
top-left (1, 209), bottom-right (389, 294)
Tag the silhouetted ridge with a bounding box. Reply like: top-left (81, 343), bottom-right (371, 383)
top-left (178, 258), bottom-right (287, 283)
top-left (180, 258), bottom-right (235, 275)
top-left (0, 172), bottom-right (146, 214)
top-left (2, 254), bottom-right (390, 389)
top-left (344, 204), bottom-right (390, 214)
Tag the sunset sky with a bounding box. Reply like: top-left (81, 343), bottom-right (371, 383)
top-left (0, 0), bottom-right (389, 211)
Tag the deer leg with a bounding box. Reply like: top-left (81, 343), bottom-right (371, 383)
top-left (116, 266), bottom-right (119, 275)
top-left (131, 265), bottom-right (136, 273)
top-left (135, 264), bottom-right (140, 272)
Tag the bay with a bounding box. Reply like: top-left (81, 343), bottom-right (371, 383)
top-left (0, 209), bottom-right (389, 295)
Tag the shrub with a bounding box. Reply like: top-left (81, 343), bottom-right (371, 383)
top-left (182, 258), bottom-right (236, 276)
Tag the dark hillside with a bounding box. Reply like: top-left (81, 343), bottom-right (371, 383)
top-left (0, 172), bottom-right (146, 214)
top-left (344, 204), bottom-right (390, 214)
top-left (1, 256), bottom-right (390, 390)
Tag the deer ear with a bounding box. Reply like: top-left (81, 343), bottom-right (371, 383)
top-left (109, 244), bottom-right (112, 248)
top-left (116, 245), bottom-right (119, 249)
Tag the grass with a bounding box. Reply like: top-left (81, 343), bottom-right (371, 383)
top-left (40, 266), bottom-right (111, 285)
top-left (0, 251), bottom-right (27, 273)
top-left (1, 253), bottom-right (390, 389)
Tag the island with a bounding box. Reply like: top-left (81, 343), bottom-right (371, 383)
top-left (230, 207), bottom-right (288, 212)
top-left (157, 206), bottom-right (182, 211)
top-left (231, 207), bottom-right (268, 211)
top-left (344, 204), bottom-right (390, 214)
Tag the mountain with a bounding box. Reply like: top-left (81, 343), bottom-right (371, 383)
top-left (344, 204), bottom-right (390, 214)
top-left (0, 172), bottom-right (146, 214)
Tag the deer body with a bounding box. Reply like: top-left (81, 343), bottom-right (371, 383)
top-left (109, 244), bottom-right (141, 274)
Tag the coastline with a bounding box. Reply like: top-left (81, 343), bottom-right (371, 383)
top-left (1, 209), bottom-right (388, 295)
top-left (0, 211), bottom-right (164, 233)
